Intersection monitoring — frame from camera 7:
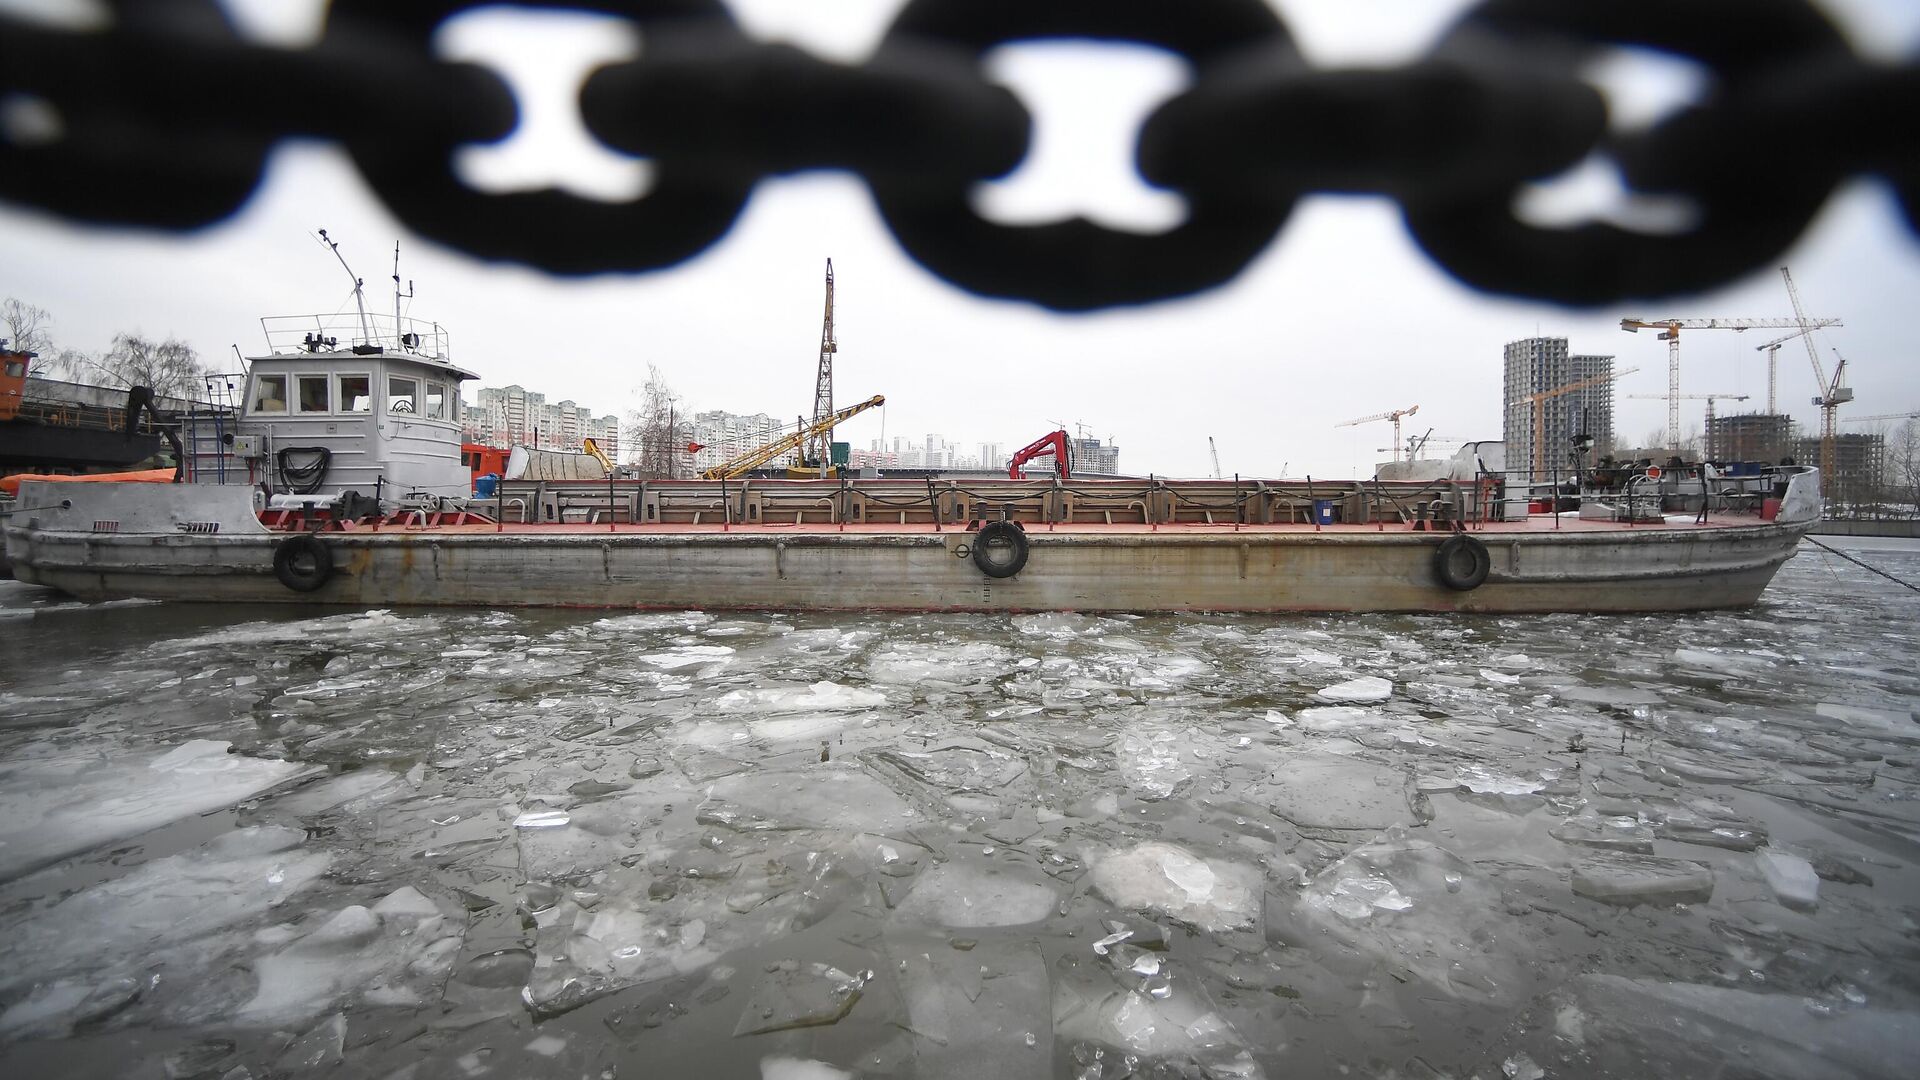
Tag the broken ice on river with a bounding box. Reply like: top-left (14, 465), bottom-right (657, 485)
top-left (2, 540), bottom-right (1919, 1078)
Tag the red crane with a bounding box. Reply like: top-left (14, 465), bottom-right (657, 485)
top-left (1008, 430), bottom-right (1070, 479)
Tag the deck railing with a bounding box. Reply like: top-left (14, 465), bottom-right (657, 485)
top-left (484, 476), bottom-right (1499, 529)
top-left (258, 314), bottom-right (450, 361)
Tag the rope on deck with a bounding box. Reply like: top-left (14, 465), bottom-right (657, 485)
top-left (1803, 537), bottom-right (1920, 594)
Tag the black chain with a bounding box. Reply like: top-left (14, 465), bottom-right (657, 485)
top-left (2, 0), bottom-right (1913, 310)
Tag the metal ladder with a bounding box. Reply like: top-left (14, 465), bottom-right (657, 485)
top-left (184, 373), bottom-right (243, 484)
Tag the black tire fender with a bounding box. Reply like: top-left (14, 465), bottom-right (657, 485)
top-left (273, 534), bottom-right (334, 593)
top-left (972, 521), bottom-right (1029, 579)
top-left (1433, 534), bottom-right (1490, 591)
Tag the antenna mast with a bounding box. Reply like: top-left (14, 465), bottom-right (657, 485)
top-left (318, 228), bottom-right (374, 343)
top-left (392, 242), bottom-right (414, 349)
top-left (806, 259), bottom-right (837, 477)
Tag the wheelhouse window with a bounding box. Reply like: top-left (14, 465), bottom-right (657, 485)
top-left (425, 380), bottom-right (448, 420)
top-left (296, 374), bottom-right (330, 414)
top-left (387, 376), bottom-right (418, 414)
top-left (3, 359), bottom-right (24, 378)
top-left (338, 374), bottom-right (371, 412)
top-left (251, 374), bottom-right (287, 413)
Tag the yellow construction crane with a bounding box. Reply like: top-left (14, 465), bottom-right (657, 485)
top-left (1779, 267), bottom-right (1852, 495)
top-left (1337, 404), bottom-right (1419, 462)
top-left (581, 436), bottom-right (614, 476)
top-left (700, 394), bottom-right (884, 481)
top-left (1510, 368), bottom-right (1637, 478)
top-left (1752, 320), bottom-right (1841, 414)
top-left (1619, 316), bottom-right (1834, 452)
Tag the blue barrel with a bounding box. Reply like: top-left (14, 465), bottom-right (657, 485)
top-left (474, 473), bottom-right (499, 498)
top-left (1313, 499), bottom-right (1336, 525)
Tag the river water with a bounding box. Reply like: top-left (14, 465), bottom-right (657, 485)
top-left (1, 539), bottom-right (1916, 1079)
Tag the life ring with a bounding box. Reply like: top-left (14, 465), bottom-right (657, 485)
top-left (273, 534), bottom-right (334, 593)
top-left (1433, 534), bottom-right (1490, 591)
top-left (972, 521), bottom-right (1029, 578)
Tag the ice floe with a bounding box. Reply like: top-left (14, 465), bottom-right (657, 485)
top-left (0, 740), bottom-right (316, 880)
top-left (1088, 841), bottom-right (1263, 932)
top-left (1755, 849), bottom-right (1821, 911)
top-left (1, 825), bottom-right (332, 1029)
top-left (891, 860), bottom-right (1058, 928)
top-left (710, 681), bottom-right (885, 713)
top-left (1294, 830), bottom-right (1533, 1005)
top-left (1571, 853), bottom-right (1714, 906)
top-left (1315, 675), bottom-right (1394, 702)
top-left (1264, 752), bottom-right (1422, 831)
top-left (240, 887), bottom-right (464, 1023)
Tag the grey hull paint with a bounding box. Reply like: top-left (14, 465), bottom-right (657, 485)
top-left (4, 475), bottom-right (1819, 613)
top-left (7, 517), bottom-right (1813, 614)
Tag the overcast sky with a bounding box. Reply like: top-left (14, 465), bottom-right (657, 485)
top-left (3, 0), bottom-right (1917, 477)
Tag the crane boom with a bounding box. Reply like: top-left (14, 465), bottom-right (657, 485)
top-left (1841, 410), bottom-right (1920, 423)
top-left (1753, 319), bottom-right (1841, 413)
top-left (1618, 317), bottom-right (1818, 332)
top-left (1208, 437), bottom-right (1222, 480)
top-left (701, 394), bottom-right (883, 480)
top-left (1753, 322), bottom-right (1841, 350)
top-left (1619, 316), bottom-right (1828, 451)
top-left (1336, 405), bottom-right (1419, 428)
top-left (581, 436), bottom-right (614, 476)
top-left (1008, 430), bottom-right (1070, 480)
top-left (1780, 267), bottom-right (1848, 495)
top-left (1336, 404), bottom-right (1419, 462)
top-left (1778, 269), bottom-right (1830, 394)
top-left (1510, 367), bottom-right (1637, 477)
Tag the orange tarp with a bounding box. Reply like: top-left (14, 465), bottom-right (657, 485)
top-left (0, 469), bottom-right (176, 497)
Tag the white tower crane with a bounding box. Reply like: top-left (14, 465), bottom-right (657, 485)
top-left (1752, 320), bottom-right (1841, 414)
top-left (1779, 267), bottom-right (1852, 496)
top-left (1620, 316), bottom-right (1836, 452)
top-left (1336, 404), bottom-right (1419, 462)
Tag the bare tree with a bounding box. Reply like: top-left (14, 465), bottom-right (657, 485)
top-left (1679, 425), bottom-right (1704, 462)
top-left (1, 299), bottom-right (95, 380)
top-left (1890, 420), bottom-right (1920, 515)
top-left (628, 364), bottom-right (685, 479)
top-left (46, 348), bottom-right (100, 383)
top-left (1608, 428), bottom-right (1674, 463)
top-left (97, 333), bottom-right (208, 400)
top-left (1, 297), bottom-right (53, 357)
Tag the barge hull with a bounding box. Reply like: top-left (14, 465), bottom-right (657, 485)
top-left (6, 482), bottom-right (1814, 614)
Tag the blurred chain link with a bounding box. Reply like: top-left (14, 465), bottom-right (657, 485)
top-left (1, 0), bottom-right (1913, 310)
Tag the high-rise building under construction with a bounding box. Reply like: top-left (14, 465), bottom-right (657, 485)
top-left (1502, 337), bottom-right (1615, 478)
top-left (1794, 430), bottom-right (1885, 508)
top-left (1707, 412), bottom-right (1795, 464)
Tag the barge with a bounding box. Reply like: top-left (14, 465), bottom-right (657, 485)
top-left (1, 310), bottom-right (1823, 614)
